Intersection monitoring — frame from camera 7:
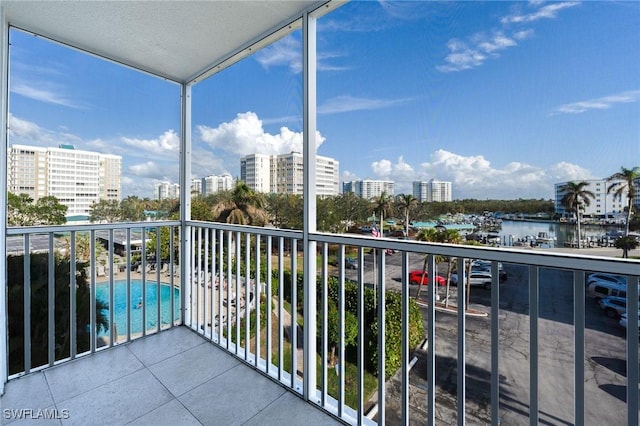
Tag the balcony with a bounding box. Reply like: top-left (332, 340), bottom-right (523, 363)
top-left (2, 221), bottom-right (639, 425)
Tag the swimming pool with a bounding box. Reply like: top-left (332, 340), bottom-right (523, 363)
top-left (96, 279), bottom-right (181, 337)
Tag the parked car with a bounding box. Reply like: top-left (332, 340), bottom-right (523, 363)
top-left (408, 270), bottom-right (446, 286)
top-left (450, 271), bottom-right (493, 288)
top-left (345, 257), bottom-right (358, 269)
top-left (619, 312), bottom-right (640, 330)
top-left (587, 273), bottom-right (626, 286)
top-left (471, 260), bottom-right (507, 281)
top-left (598, 296), bottom-right (627, 318)
top-left (587, 281), bottom-right (638, 299)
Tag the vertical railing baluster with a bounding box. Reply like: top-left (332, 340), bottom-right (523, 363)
top-left (377, 248), bottom-right (386, 425)
top-left (235, 231), bottom-right (241, 355)
top-left (226, 230), bottom-right (232, 349)
top-left (207, 229), bottom-right (220, 340)
top-left (217, 229), bottom-right (224, 343)
top-left (401, 251), bottom-right (409, 425)
top-left (266, 236), bottom-right (273, 375)
top-left (48, 233), bottom-right (55, 364)
top-left (126, 228), bottom-right (132, 342)
top-left (626, 274), bottom-right (639, 426)
top-left (321, 241), bottom-right (328, 407)
top-left (245, 232), bottom-right (251, 360)
top-left (291, 239), bottom-right (298, 390)
top-left (338, 244), bottom-right (345, 418)
top-left (155, 226), bottom-right (161, 334)
top-left (169, 226), bottom-right (175, 329)
top-left (529, 266), bottom-right (539, 426)
top-left (196, 227), bottom-right (202, 335)
top-left (23, 234), bottom-right (31, 374)
top-left (108, 229), bottom-right (115, 345)
top-left (456, 256), bottom-right (465, 425)
top-left (141, 227), bottom-right (147, 336)
top-left (574, 271), bottom-right (585, 426)
top-left (70, 231), bottom-right (77, 359)
top-left (89, 230), bottom-right (96, 351)
top-left (491, 261), bottom-right (500, 425)
top-left (427, 253), bottom-right (436, 426)
top-left (254, 234), bottom-right (261, 366)
top-left (357, 246), bottom-right (365, 424)
top-left (278, 236), bottom-right (284, 381)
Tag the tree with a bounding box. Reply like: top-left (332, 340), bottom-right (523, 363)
top-left (607, 166), bottom-right (640, 237)
top-left (560, 181), bottom-right (595, 249)
top-left (395, 193), bottom-right (418, 236)
top-left (7, 192), bottom-right (67, 226)
top-left (372, 191), bottom-right (393, 234)
top-left (89, 199), bottom-right (121, 223)
top-left (211, 181), bottom-right (269, 226)
top-left (333, 191), bottom-right (371, 230)
top-left (614, 236), bottom-right (639, 259)
top-left (415, 228), bottom-right (461, 306)
top-left (120, 196), bottom-right (147, 222)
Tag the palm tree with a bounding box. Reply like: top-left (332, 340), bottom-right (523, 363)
top-left (561, 181), bottom-right (595, 249)
top-left (396, 193), bottom-right (418, 237)
top-left (607, 166), bottom-right (640, 237)
top-left (372, 191), bottom-right (393, 234)
top-left (415, 228), bottom-right (461, 306)
top-left (211, 181), bottom-right (268, 226)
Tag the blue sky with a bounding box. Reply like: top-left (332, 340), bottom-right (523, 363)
top-left (7, 1), bottom-right (640, 200)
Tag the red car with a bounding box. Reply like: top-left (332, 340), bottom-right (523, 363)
top-left (409, 270), bottom-right (446, 286)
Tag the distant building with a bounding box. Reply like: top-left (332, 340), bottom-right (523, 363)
top-left (8, 144), bottom-right (121, 217)
top-left (156, 181), bottom-right (180, 200)
top-left (240, 153), bottom-right (272, 194)
top-left (413, 179), bottom-right (452, 202)
top-left (554, 179), bottom-right (628, 220)
top-left (240, 151), bottom-right (339, 196)
top-left (202, 173), bottom-right (233, 196)
top-left (342, 179), bottom-right (394, 199)
top-left (191, 178), bottom-right (202, 196)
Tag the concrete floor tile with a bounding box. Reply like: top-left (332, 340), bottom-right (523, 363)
top-left (243, 392), bottom-right (343, 426)
top-left (126, 327), bottom-right (204, 366)
top-left (127, 399), bottom-right (201, 426)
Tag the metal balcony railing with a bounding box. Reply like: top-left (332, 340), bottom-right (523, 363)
top-left (5, 220), bottom-right (640, 425)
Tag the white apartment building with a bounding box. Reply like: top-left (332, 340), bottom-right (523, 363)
top-left (342, 179), bottom-right (395, 199)
top-left (202, 173), bottom-right (233, 196)
top-left (240, 154), bottom-right (272, 193)
top-left (8, 144), bottom-right (121, 217)
top-left (190, 178), bottom-right (202, 196)
top-left (413, 179), bottom-right (452, 202)
top-left (554, 179), bottom-right (629, 220)
top-left (156, 181), bottom-right (180, 200)
top-left (240, 151), bottom-right (339, 197)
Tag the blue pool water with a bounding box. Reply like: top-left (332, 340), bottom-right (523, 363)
top-left (96, 279), bottom-right (181, 337)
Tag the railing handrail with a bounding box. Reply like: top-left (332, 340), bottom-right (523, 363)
top-left (6, 220), bottom-right (181, 235)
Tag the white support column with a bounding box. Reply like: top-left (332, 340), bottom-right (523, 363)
top-left (0, 6), bottom-right (9, 395)
top-left (179, 82), bottom-right (192, 326)
top-left (302, 11), bottom-right (317, 402)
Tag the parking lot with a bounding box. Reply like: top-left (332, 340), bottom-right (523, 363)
top-left (345, 250), bottom-right (633, 425)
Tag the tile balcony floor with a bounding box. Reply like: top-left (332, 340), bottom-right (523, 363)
top-left (1, 326), bottom-right (343, 426)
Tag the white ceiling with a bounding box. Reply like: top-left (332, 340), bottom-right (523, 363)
top-left (1, 0), bottom-right (335, 83)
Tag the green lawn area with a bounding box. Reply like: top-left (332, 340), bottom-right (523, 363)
top-left (276, 341), bottom-right (378, 411)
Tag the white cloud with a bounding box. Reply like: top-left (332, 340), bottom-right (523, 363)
top-left (319, 95), bottom-right (413, 114)
top-left (438, 1), bottom-right (576, 73)
top-left (363, 149), bottom-right (593, 199)
top-left (552, 90), bottom-right (640, 115)
top-left (255, 33), bottom-right (348, 73)
top-left (197, 111), bottom-right (325, 156)
top-left (8, 113), bottom-right (81, 146)
top-left (501, 2), bottom-right (580, 25)
top-left (11, 81), bottom-right (86, 109)
top-left (121, 130), bottom-right (180, 155)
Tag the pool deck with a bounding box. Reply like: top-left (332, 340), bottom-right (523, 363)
top-left (1, 326), bottom-right (342, 425)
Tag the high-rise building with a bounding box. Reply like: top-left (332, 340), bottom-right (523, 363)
top-left (240, 154), bottom-right (272, 193)
top-left (156, 181), bottom-right (180, 200)
top-left (240, 151), bottom-right (339, 196)
top-left (413, 179), bottom-right (452, 202)
top-left (342, 179), bottom-right (394, 199)
top-left (554, 179), bottom-right (630, 220)
top-left (202, 173), bottom-right (234, 196)
top-left (8, 144), bottom-right (121, 217)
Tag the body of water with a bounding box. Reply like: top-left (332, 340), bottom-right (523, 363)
top-left (96, 279), bottom-right (181, 337)
top-left (497, 219), bottom-right (623, 248)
